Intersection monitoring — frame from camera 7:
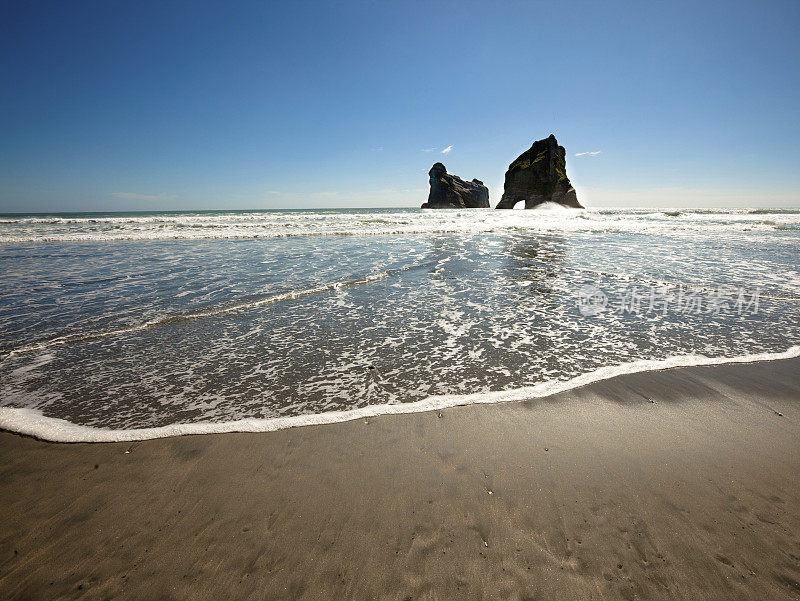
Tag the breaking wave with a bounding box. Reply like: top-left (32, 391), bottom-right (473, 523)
top-left (2, 207), bottom-right (800, 243)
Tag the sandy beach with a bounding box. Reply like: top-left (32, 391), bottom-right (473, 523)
top-left (4, 1), bottom-right (800, 599)
top-left (1, 357), bottom-right (799, 600)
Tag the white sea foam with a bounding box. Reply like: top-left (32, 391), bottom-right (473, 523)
top-left (2, 346), bottom-right (798, 443)
top-left (1, 208), bottom-right (799, 243)
top-left (2, 207), bottom-right (798, 443)
top-left (0, 270), bottom-right (392, 360)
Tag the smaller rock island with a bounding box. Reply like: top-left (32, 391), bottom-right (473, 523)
top-left (496, 134), bottom-right (582, 209)
top-left (421, 163), bottom-right (490, 209)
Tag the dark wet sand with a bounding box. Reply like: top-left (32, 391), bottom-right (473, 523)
top-left (1, 358), bottom-right (800, 600)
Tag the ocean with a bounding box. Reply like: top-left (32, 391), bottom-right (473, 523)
top-left (1, 207), bottom-right (799, 441)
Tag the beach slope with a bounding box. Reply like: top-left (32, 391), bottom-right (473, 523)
top-left (1, 358), bottom-right (799, 600)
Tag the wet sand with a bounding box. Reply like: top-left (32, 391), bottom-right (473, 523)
top-left (1, 358), bottom-right (799, 600)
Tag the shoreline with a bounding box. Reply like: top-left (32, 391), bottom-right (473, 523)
top-left (2, 346), bottom-right (799, 443)
top-left (1, 356), bottom-right (799, 599)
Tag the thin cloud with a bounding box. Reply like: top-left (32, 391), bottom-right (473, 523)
top-left (421, 147), bottom-right (437, 152)
top-left (111, 192), bottom-right (176, 201)
top-left (441, 145), bottom-right (453, 154)
top-left (574, 151), bottom-right (601, 157)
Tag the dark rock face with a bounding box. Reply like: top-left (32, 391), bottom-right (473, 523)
top-left (421, 163), bottom-right (490, 209)
top-left (495, 135), bottom-right (582, 209)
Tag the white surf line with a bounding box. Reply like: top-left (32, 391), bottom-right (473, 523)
top-left (0, 271), bottom-right (392, 362)
top-left (2, 345), bottom-right (799, 444)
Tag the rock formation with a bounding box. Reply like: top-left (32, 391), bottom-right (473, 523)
top-left (495, 135), bottom-right (582, 209)
top-left (421, 163), bottom-right (490, 209)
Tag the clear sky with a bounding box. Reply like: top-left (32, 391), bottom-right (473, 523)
top-left (1, 0), bottom-right (799, 211)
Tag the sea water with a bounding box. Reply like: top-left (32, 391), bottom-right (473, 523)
top-left (1, 207), bottom-right (798, 441)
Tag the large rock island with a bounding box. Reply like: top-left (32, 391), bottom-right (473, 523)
top-left (421, 163), bottom-right (490, 209)
top-left (495, 135), bottom-right (582, 209)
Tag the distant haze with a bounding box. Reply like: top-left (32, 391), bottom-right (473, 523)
top-left (1, 1), bottom-right (799, 212)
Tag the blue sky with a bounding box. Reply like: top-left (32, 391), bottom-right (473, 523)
top-left (1, 0), bottom-right (799, 211)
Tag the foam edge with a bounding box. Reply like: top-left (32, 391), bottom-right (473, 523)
top-left (2, 346), bottom-right (799, 443)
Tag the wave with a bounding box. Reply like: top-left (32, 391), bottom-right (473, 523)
top-left (0, 261), bottom-right (437, 361)
top-left (3, 208), bottom-right (800, 243)
top-left (2, 346), bottom-right (798, 443)
top-left (748, 208), bottom-right (800, 215)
